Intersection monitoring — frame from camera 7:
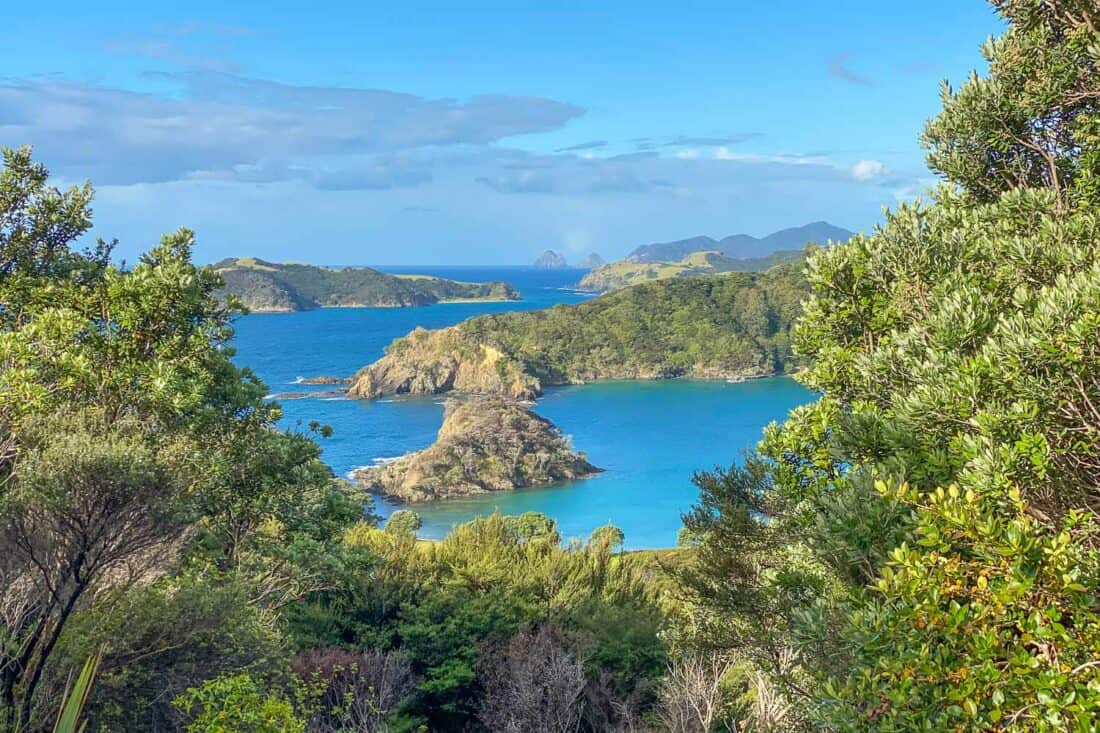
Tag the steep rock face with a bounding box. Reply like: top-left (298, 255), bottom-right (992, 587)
top-left (353, 399), bottom-right (602, 502)
top-left (534, 250), bottom-right (568, 269)
top-left (576, 253), bottom-right (605, 269)
top-left (347, 326), bottom-right (541, 400)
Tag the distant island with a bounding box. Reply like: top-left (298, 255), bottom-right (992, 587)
top-left (212, 257), bottom-right (520, 312)
top-left (353, 398), bottom-right (601, 502)
top-left (576, 253), bottom-right (605, 268)
top-left (577, 222), bottom-right (853, 292)
top-left (346, 260), bottom-right (808, 401)
top-left (533, 250), bottom-right (568, 269)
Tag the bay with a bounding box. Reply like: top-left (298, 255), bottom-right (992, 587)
top-left (230, 266), bottom-right (813, 549)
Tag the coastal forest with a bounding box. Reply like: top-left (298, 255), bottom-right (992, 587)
top-left (349, 263), bottom-right (808, 401)
top-left (2, 2), bottom-right (1100, 732)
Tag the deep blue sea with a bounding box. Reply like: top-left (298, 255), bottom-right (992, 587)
top-left (231, 266), bottom-right (812, 549)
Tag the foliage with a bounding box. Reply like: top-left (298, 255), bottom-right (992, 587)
top-left (291, 647), bottom-right (417, 733)
top-left (383, 510), bottom-right (422, 536)
top-left (52, 654), bottom-right (99, 733)
top-left (57, 572), bottom-right (288, 732)
top-left (0, 147), bottom-right (365, 731)
top-left (823, 482), bottom-right (1100, 731)
top-left (294, 513), bottom-right (667, 730)
top-left (173, 673), bottom-right (304, 733)
top-left (0, 412), bottom-right (192, 731)
top-left (683, 3), bottom-right (1100, 730)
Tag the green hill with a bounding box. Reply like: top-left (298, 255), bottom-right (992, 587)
top-left (576, 248), bottom-right (804, 292)
top-left (349, 259), bottom-right (809, 399)
top-left (211, 258), bottom-right (520, 312)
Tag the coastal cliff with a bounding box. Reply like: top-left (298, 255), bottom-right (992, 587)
top-left (347, 262), bottom-right (809, 400)
top-left (347, 326), bottom-right (541, 400)
top-left (353, 399), bottom-right (601, 502)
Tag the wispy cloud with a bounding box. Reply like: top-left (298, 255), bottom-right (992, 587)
top-left (554, 140), bottom-right (607, 153)
top-left (828, 54), bottom-right (872, 85)
top-left (663, 133), bottom-right (761, 147)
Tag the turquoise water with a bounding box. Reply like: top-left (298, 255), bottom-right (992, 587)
top-left (231, 266), bottom-right (812, 549)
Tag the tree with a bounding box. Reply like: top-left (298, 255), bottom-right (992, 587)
top-left (684, 2), bottom-right (1100, 729)
top-left (383, 510), bottom-right (421, 536)
top-left (293, 648), bottom-right (417, 733)
top-left (0, 412), bottom-right (190, 731)
top-left (923, 1), bottom-right (1100, 209)
top-left (477, 626), bottom-right (586, 733)
top-left (657, 651), bottom-right (737, 733)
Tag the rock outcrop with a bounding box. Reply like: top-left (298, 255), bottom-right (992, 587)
top-left (347, 326), bottom-right (541, 400)
top-left (533, 250), bottom-right (568, 269)
top-left (576, 253), bottom-right (605, 269)
top-left (353, 399), bottom-right (601, 502)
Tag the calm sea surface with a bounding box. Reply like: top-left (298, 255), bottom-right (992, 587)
top-left (230, 266), bottom-right (813, 548)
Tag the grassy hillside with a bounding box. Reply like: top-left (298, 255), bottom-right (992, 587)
top-left (211, 258), bottom-right (520, 311)
top-left (577, 248), bottom-right (804, 292)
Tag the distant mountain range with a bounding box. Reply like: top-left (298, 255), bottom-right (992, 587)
top-left (576, 221), bottom-right (856, 292)
top-left (624, 221), bottom-right (854, 263)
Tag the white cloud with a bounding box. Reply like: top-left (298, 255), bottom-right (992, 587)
top-left (0, 74), bottom-right (584, 188)
top-left (850, 159), bottom-right (891, 182)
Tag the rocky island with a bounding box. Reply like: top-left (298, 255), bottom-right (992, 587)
top-left (346, 261), bottom-right (809, 400)
top-left (352, 399), bottom-right (602, 502)
top-left (212, 257), bottom-right (520, 312)
top-left (533, 250), bottom-right (568, 269)
top-left (576, 252), bottom-right (605, 269)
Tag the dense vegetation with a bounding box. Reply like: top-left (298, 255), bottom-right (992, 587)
top-left (0, 148), bottom-right (739, 732)
top-left (213, 257), bottom-right (519, 312)
top-left (682, 2), bottom-right (1100, 730)
top-left (577, 249), bottom-right (805, 292)
top-left (350, 261), bottom-right (810, 400)
top-left (5, 2), bottom-right (1097, 731)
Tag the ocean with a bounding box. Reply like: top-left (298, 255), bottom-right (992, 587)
top-left (230, 266), bottom-right (813, 549)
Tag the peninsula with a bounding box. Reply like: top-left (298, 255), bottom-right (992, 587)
top-left (347, 260), bottom-right (808, 400)
top-left (577, 249), bottom-right (804, 292)
top-left (212, 257), bottom-right (520, 312)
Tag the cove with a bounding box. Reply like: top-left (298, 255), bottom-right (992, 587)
top-left (230, 266), bottom-right (814, 549)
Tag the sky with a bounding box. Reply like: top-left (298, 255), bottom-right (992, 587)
top-left (2, 1), bottom-right (1004, 265)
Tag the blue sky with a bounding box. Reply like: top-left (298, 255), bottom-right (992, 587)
top-left (3, 1), bottom-right (1003, 264)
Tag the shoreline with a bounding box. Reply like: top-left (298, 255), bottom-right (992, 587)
top-left (244, 296), bottom-right (522, 314)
